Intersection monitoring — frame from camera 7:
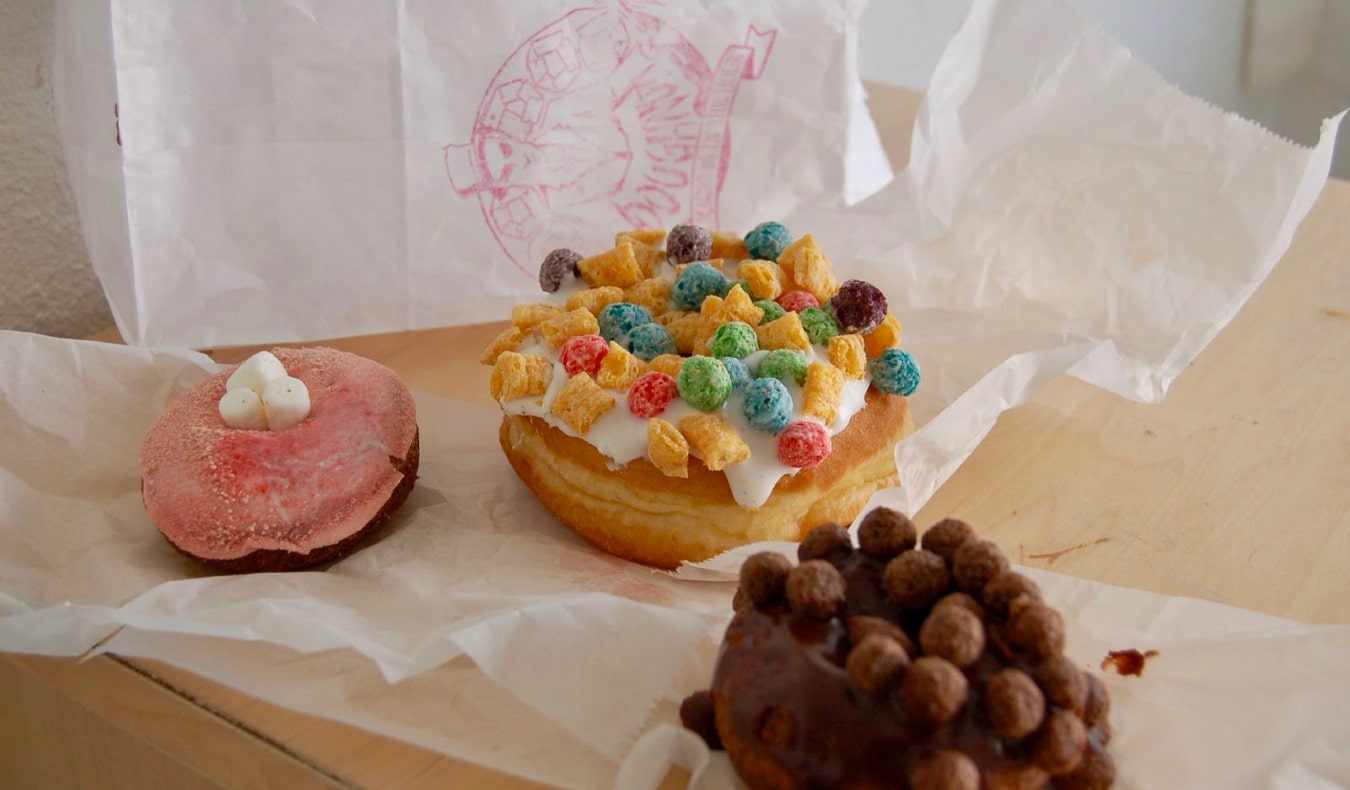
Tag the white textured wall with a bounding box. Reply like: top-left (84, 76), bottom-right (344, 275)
top-left (0, 0), bottom-right (111, 337)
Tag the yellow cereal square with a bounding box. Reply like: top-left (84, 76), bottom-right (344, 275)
top-left (779, 235), bottom-right (837, 301)
top-left (624, 277), bottom-right (673, 317)
top-left (863, 312), bottom-right (903, 357)
top-left (616, 228), bottom-right (668, 247)
top-left (647, 354), bottom-right (686, 377)
top-left (829, 334), bottom-right (868, 379)
top-left (566, 285), bottom-right (625, 315)
top-left (629, 243), bottom-right (669, 278)
top-left (754, 312), bottom-right (812, 352)
top-left (803, 361), bottom-right (845, 425)
top-left (511, 302), bottom-right (563, 330)
top-left (737, 260), bottom-right (784, 300)
top-left (647, 418), bottom-right (689, 478)
top-left (679, 414), bottom-right (751, 472)
top-left (715, 284), bottom-right (765, 326)
top-left (710, 230), bottom-right (749, 261)
top-left (490, 351), bottom-right (552, 401)
top-left (578, 242), bottom-right (644, 289)
top-left (653, 309), bottom-right (693, 327)
top-left (550, 373), bottom-right (615, 435)
top-left (595, 341), bottom-right (646, 390)
top-left (480, 325), bottom-right (526, 365)
top-left (538, 307), bottom-right (600, 348)
top-left (698, 294), bottom-right (724, 317)
top-left (691, 316), bottom-right (722, 357)
top-left (666, 313), bottom-right (706, 355)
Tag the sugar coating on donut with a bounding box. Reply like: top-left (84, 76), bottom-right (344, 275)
top-left (140, 347), bottom-right (417, 562)
top-left (683, 511), bottom-right (1116, 789)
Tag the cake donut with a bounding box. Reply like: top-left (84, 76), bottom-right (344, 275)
top-left (140, 347), bottom-right (419, 572)
top-left (681, 510), bottom-right (1117, 789)
top-left (483, 223), bottom-right (920, 568)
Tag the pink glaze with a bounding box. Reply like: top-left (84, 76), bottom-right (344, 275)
top-left (140, 347), bottom-right (417, 561)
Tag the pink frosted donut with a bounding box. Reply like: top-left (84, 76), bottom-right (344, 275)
top-left (140, 347), bottom-right (419, 572)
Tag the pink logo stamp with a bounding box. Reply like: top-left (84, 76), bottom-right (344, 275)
top-left (445, 3), bottom-right (775, 277)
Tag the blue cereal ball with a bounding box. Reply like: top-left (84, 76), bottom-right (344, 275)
top-left (742, 376), bottom-right (794, 433)
top-left (709, 321), bottom-right (759, 359)
top-left (626, 322), bottom-right (677, 361)
top-left (745, 221), bottom-right (792, 262)
top-left (672, 262), bottom-right (729, 311)
top-left (870, 348), bottom-right (921, 396)
top-left (720, 356), bottom-right (752, 391)
top-left (597, 302), bottom-right (652, 344)
top-left (755, 299), bottom-right (786, 325)
top-left (756, 349), bottom-right (809, 386)
top-left (799, 307), bottom-right (840, 346)
top-left (678, 356), bottom-right (733, 411)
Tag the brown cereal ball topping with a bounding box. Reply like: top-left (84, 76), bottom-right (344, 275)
top-left (883, 550), bottom-right (951, 613)
top-left (1032, 708), bottom-right (1088, 775)
top-left (919, 604), bottom-right (986, 668)
top-left (1082, 673), bottom-right (1110, 728)
top-left (934, 591), bottom-right (986, 620)
top-left (846, 614), bottom-right (917, 658)
top-left (797, 522), bottom-right (853, 562)
top-left (678, 690), bottom-right (721, 750)
top-left (1055, 743), bottom-right (1117, 790)
top-left (845, 633), bottom-right (910, 696)
top-left (909, 750), bottom-right (980, 790)
top-left (901, 656), bottom-right (969, 725)
top-left (953, 539), bottom-right (1010, 595)
top-left (857, 508), bottom-right (917, 559)
top-left (1007, 599), bottom-right (1068, 658)
top-left (984, 668), bottom-right (1046, 738)
top-left (756, 706), bottom-right (796, 748)
top-left (921, 518), bottom-right (977, 566)
top-left (1033, 654), bottom-right (1089, 715)
top-left (738, 551), bottom-right (793, 609)
top-left (786, 560), bottom-right (846, 619)
top-left (983, 570), bottom-right (1043, 618)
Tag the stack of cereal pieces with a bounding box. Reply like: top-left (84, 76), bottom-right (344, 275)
top-left (483, 223), bottom-right (921, 568)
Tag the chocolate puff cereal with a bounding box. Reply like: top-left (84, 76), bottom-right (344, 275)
top-left (682, 510), bottom-right (1116, 789)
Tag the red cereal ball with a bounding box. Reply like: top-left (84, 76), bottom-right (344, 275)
top-left (776, 290), bottom-right (820, 313)
top-left (776, 421), bottom-right (831, 468)
top-left (627, 371), bottom-right (679, 418)
top-left (559, 334), bottom-right (609, 377)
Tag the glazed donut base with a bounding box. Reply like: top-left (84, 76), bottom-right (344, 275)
top-left (499, 390), bottom-right (913, 568)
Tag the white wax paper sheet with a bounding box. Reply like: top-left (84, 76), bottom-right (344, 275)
top-left (6, 0), bottom-right (1348, 787)
top-left (54, 0), bottom-right (890, 348)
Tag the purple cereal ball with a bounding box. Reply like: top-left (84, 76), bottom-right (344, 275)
top-left (797, 522), bottom-right (853, 562)
top-left (1033, 654), bottom-right (1090, 715)
top-left (828, 279), bottom-right (888, 334)
top-left (666, 224), bottom-right (712, 265)
top-left (846, 615), bottom-right (918, 658)
top-left (1032, 708), bottom-right (1088, 776)
top-left (845, 633), bottom-right (910, 696)
top-left (1007, 599), bottom-right (1068, 659)
top-left (909, 750), bottom-right (980, 790)
top-left (984, 668), bottom-right (1046, 739)
top-left (857, 508), bottom-right (918, 559)
top-left (883, 550), bottom-right (952, 613)
top-left (952, 539), bottom-right (1010, 595)
top-left (786, 560), bottom-right (847, 619)
top-left (678, 690), bottom-right (722, 750)
top-left (538, 248), bottom-right (582, 293)
top-left (983, 570), bottom-right (1043, 618)
top-left (901, 656), bottom-right (968, 725)
top-left (921, 518), bottom-right (977, 566)
top-left (918, 604), bottom-right (986, 669)
top-left (738, 552), bottom-right (793, 609)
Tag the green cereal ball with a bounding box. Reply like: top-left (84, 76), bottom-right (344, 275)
top-left (755, 299), bottom-right (786, 325)
top-left (709, 321), bottom-right (759, 359)
top-left (756, 349), bottom-right (810, 386)
top-left (800, 307), bottom-right (840, 346)
top-left (678, 356), bottom-right (733, 411)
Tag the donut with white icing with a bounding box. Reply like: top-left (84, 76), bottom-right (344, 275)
top-left (140, 347), bottom-right (419, 572)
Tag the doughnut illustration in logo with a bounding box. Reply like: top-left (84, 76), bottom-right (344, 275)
top-left (444, 3), bottom-right (775, 277)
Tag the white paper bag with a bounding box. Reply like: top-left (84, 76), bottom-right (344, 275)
top-left (54, 0), bottom-right (891, 348)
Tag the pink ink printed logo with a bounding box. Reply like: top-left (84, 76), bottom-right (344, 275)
top-left (444, 3), bottom-right (775, 276)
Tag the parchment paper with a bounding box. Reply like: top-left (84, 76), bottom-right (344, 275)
top-left (6, 0), bottom-right (1349, 787)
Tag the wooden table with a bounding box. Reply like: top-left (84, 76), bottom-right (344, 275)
top-left (4, 83), bottom-right (1349, 788)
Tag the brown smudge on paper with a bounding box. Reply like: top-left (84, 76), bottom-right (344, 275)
top-left (1026, 537), bottom-right (1111, 568)
top-left (1102, 649), bottom-right (1159, 677)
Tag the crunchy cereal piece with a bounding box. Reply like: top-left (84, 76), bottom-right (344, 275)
top-left (624, 277), bottom-right (673, 317)
top-left (538, 308), bottom-right (600, 348)
top-left (616, 228), bottom-right (668, 247)
top-left (680, 414), bottom-right (751, 471)
top-left (698, 294), bottom-right (724, 317)
top-left (690, 315), bottom-right (723, 357)
top-left (863, 312), bottom-right (904, 356)
top-left (780, 235), bottom-right (838, 302)
top-left (666, 313), bottom-right (707, 355)
top-left (737, 260), bottom-right (785, 300)
top-left (490, 351), bottom-right (552, 401)
top-left (511, 302), bottom-right (563, 329)
top-left (829, 334), bottom-right (868, 379)
top-left (550, 372), bottom-right (615, 435)
top-left (653, 309), bottom-right (693, 327)
top-left (566, 285), bottom-right (625, 315)
top-left (647, 418), bottom-right (689, 478)
top-left (629, 243), bottom-right (669, 278)
top-left (803, 361), bottom-right (845, 424)
top-left (479, 325), bottom-right (526, 365)
top-left (710, 230), bottom-right (749, 261)
top-left (578, 242), bottom-right (644, 289)
top-left (647, 354), bottom-right (686, 377)
top-left (714, 284), bottom-right (764, 326)
top-left (755, 312), bottom-right (812, 351)
top-left (595, 341), bottom-right (646, 390)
